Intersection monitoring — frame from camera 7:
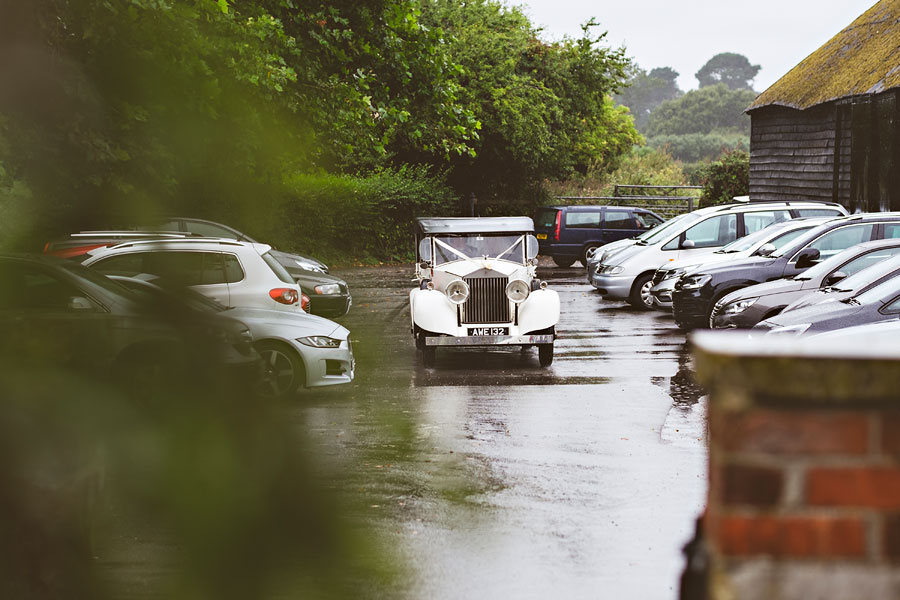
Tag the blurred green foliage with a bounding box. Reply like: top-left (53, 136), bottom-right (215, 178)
top-left (645, 84), bottom-right (756, 138)
top-left (646, 131), bottom-right (750, 163)
top-left (614, 65), bottom-right (682, 132)
top-left (0, 0), bottom-right (637, 260)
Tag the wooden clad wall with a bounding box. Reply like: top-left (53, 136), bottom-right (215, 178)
top-left (749, 104), bottom-right (844, 203)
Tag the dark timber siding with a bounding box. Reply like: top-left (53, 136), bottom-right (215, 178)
top-left (749, 105), bottom-right (845, 203)
top-left (749, 89), bottom-right (900, 212)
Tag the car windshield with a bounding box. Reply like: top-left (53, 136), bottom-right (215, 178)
top-left (638, 211), bottom-right (701, 244)
top-left (831, 254), bottom-right (900, 291)
top-left (115, 276), bottom-right (228, 313)
top-left (769, 220), bottom-right (841, 258)
top-left (716, 223), bottom-right (785, 253)
top-left (433, 234), bottom-right (527, 265)
top-left (59, 261), bottom-right (140, 299)
top-left (853, 270), bottom-right (900, 305)
top-left (796, 245), bottom-right (900, 282)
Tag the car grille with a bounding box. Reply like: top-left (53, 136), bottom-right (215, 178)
top-left (709, 299), bottom-right (726, 328)
top-left (651, 268), bottom-right (667, 286)
top-left (462, 275), bottom-right (510, 324)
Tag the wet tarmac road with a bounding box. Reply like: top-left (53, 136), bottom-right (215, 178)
top-left (303, 260), bottom-right (708, 599)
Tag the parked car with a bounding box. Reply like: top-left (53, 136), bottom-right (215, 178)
top-left (410, 217), bottom-right (559, 367)
top-left (0, 254), bottom-right (260, 389)
top-left (590, 200), bottom-right (848, 310)
top-left (584, 210), bottom-right (696, 274)
top-left (806, 319), bottom-right (900, 343)
top-left (534, 205), bottom-right (665, 267)
top-left (82, 238), bottom-right (305, 313)
top-left (783, 252), bottom-right (900, 313)
top-left (710, 238), bottom-right (900, 329)
top-left (113, 276), bottom-right (354, 398)
top-left (648, 218), bottom-right (827, 310)
top-left (43, 230), bottom-right (199, 260)
top-left (154, 218), bottom-right (351, 317)
top-left (753, 272), bottom-right (900, 336)
top-left (673, 212), bottom-right (900, 329)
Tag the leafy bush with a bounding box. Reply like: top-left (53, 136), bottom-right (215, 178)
top-left (646, 132), bottom-right (749, 163)
top-left (269, 167), bottom-right (458, 264)
top-left (697, 150), bottom-right (750, 207)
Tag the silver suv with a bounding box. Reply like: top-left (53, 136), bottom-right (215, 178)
top-left (588, 201), bottom-right (848, 309)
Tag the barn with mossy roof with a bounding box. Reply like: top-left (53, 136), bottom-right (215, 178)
top-left (747, 0), bottom-right (900, 212)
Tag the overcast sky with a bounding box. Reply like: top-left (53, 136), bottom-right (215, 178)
top-left (516, 0), bottom-right (878, 92)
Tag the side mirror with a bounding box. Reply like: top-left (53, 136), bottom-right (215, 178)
top-left (822, 271), bottom-right (847, 287)
top-left (795, 248), bottom-right (821, 269)
top-left (681, 239), bottom-right (696, 250)
top-left (755, 243), bottom-right (776, 257)
top-left (68, 296), bottom-right (94, 311)
top-left (525, 235), bottom-right (539, 260)
top-left (418, 238), bottom-right (432, 263)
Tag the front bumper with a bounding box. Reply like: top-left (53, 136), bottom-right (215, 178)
top-left (309, 293), bottom-right (352, 318)
top-left (671, 289), bottom-right (713, 330)
top-left (589, 273), bottom-right (635, 299)
top-left (650, 278), bottom-right (676, 309)
top-left (295, 340), bottom-right (355, 388)
top-left (425, 334), bottom-right (554, 347)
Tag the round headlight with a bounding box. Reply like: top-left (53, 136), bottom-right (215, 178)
top-left (446, 279), bottom-right (469, 304)
top-left (506, 279), bottom-right (530, 303)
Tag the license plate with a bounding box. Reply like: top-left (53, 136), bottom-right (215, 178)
top-left (468, 327), bottom-right (509, 336)
top-left (536, 233), bottom-right (547, 239)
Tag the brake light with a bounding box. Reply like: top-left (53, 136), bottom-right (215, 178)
top-left (269, 288), bottom-right (299, 305)
top-left (554, 211), bottom-right (561, 241)
top-left (301, 293), bottom-right (310, 312)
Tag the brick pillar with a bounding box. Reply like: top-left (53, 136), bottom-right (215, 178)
top-left (691, 332), bottom-right (900, 600)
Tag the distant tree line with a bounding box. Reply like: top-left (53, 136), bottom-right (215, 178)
top-left (615, 52), bottom-right (760, 164)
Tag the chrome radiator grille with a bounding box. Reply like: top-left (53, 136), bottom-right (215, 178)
top-left (462, 276), bottom-right (510, 324)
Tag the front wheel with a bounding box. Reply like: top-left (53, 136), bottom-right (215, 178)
top-left (538, 344), bottom-right (554, 367)
top-left (628, 273), bottom-right (655, 310)
top-left (255, 341), bottom-right (304, 399)
top-left (553, 256), bottom-right (575, 268)
top-left (422, 346), bottom-right (436, 367)
top-left (582, 244), bottom-right (600, 265)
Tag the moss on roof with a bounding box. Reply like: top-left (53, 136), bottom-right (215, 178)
top-left (749, 0), bottom-right (900, 111)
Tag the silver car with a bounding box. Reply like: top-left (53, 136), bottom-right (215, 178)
top-left (589, 201), bottom-right (848, 309)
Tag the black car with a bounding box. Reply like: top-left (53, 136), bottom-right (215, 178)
top-left (150, 217), bottom-right (352, 317)
top-left (534, 205), bottom-right (665, 267)
top-left (710, 238), bottom-right (900, 329)
top-left (671, 212), bottom-right (900, 329)
top-left (752, 272), bottom-right (900, 336)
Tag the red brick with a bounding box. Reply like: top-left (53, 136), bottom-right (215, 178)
top-left (807, 467), bottom-right (900, 509)
top-left (716, 515), bottom-right (866, 558)
top-left (721, 410), bottom-right (868, 455)
top-left (881, 413), bottom-right (900, 457)
top-left (721, 464), bottom-right (783, 507)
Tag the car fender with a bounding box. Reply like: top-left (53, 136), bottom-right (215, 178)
top-left (518, 289), bottom-right (560, 333)
top-left (410, 288), bottom-right (458, 335)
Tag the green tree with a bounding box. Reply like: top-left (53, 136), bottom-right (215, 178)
top-left (645, 84), bottom-right (757, 137)
top-left (615, 65), bottom-right (681, 131)
top-left (419, 1), bottom-right (638, 202)
top-left (695, 52), bottom-right (760, 91)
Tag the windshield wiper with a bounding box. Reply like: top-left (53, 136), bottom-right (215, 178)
top-left (635, 240), bottom-right (648, 246)
top-left (841, 297), bottom-right (861, 305)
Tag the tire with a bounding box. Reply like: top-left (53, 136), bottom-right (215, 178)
top-left (538, 343), bottom-right (554, 367)
top-left (255, 341), bottom-right (304, 399)
top-left (422, 346), bottom-right (436, 367)
top-left (553, 256), bottom-right (576, 268)
top-left (415, 330), bottom-right (426, 351)
top-left (582, 244), bottom-right (600, 266)
top-left (628, 273), bottom-right (655, 310)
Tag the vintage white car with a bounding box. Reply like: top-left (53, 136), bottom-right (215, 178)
top-left (410, 217), bottom-right (560, 367)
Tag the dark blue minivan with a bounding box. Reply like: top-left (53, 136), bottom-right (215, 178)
top-left (534, 205), bottom-right (665, 267)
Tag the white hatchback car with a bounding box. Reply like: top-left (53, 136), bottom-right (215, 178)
top-left (411, 217), bottom-right (560, 367)
top-left (83, 239), bottom-right (305, 313)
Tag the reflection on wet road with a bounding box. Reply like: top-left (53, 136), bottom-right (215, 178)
top-left (304, 260), bottom-right (708, 599)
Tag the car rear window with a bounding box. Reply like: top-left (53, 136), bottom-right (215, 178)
top-left (262, 252), bottom-right (296, 284)
top-left (534, 209), bottom-right (559, 229)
